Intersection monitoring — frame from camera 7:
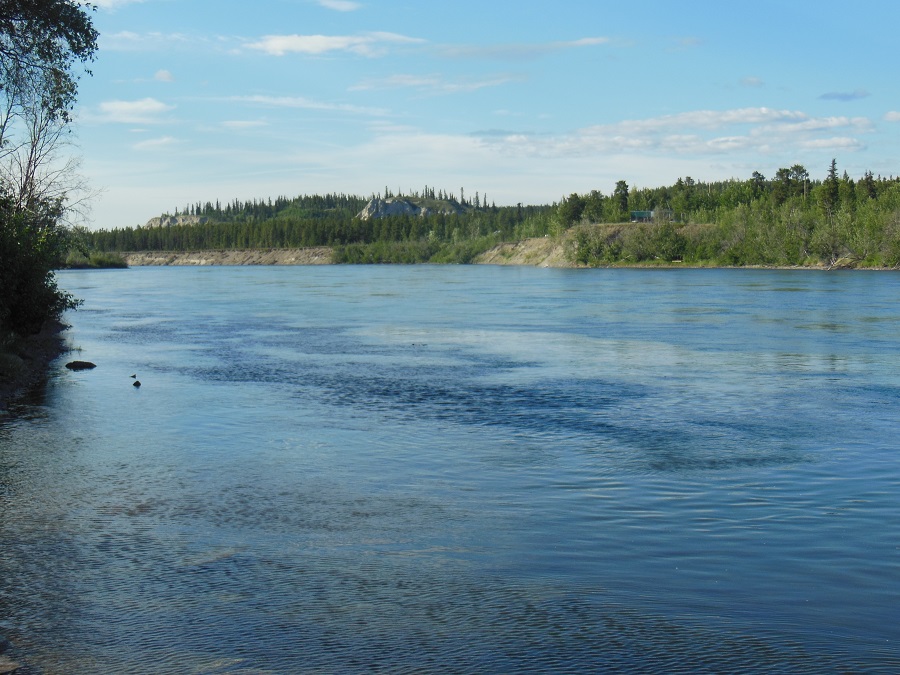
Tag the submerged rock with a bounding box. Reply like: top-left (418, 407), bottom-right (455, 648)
top-left (65, 360), bottom-right (96, 371)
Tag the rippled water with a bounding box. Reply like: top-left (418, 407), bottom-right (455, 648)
top-left (2, 265), bottom-right (899, 673)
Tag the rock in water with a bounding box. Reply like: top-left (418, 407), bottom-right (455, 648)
top-left (65, 360), bottom-right (96, 370)
top-left (133, 380), bottom-right (141, 388)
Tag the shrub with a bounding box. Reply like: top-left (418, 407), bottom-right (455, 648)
top-left (0, 197), bottom-right (80, 336)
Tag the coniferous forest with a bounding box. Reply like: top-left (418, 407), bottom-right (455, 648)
top-left (82, 160), bottom-right (900, 268)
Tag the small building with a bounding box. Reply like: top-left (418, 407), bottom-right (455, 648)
top-left (630, 210), bottom-right (653, 222)
top-left (630, 209), bottom-right (674, 223)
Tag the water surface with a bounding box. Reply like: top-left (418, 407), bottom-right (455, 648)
top-left (2, 266), bottom-right (899, 673)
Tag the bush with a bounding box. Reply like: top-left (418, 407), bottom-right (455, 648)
top-left (0, 197), bottom-right (80, 336)
top-left (64, 249), bottom-right (128, 268)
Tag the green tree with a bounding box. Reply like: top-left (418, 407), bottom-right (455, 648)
top-left (790, 164), bottom-right (809, 201)
top-left (557, 192), bottom-right (585, 226)
top-left (0, 0), bottom-right (97, 336)
top-left (582, 190), bottom-right (605, 222)
top-left (820, 158), bottom-right (840, 215)
top-left (772, 167), bottom-right (792, 205)
top-left (749, 171), bottom-right (767, 199)
top-left (613, 180), bottom-right (629, 219)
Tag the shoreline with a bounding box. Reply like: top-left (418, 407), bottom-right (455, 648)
top-left (121, 243), bottom-right (898, 271)
top-left (124, 247), bottom-right (333, 267)
top-left (0, 320), bottom-right (69, 413)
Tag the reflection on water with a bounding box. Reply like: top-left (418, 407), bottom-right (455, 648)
top-left (2, 266), bottom-right (899, 673)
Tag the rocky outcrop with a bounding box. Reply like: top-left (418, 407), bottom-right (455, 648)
top-left (357, 197), bottom-right (464, 221)
top-left (145, 215), bottom-right (209, 228)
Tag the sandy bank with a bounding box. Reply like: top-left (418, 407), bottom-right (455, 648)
top-left (125, 247), bottom-right (334, 266)
top-left (124, 238), bottom-right (574, 268)
top-left (473, 236), bottom-right (575, 268)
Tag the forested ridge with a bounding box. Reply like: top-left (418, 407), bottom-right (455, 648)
top-left (84, 160), bottom-right (900, 268)
top-left (86, 190), bottom-right (556, 264)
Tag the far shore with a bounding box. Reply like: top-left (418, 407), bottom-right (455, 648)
top-left (120, 240), bottom-right (896, 271)
top-left (123, 247), bottom-right (335, 267)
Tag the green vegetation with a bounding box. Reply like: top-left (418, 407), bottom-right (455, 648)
top-left (562, 163), bottom-right (900, 268)
top-left (84, 161), bottom-right (900, 269)
top-left (63, 249), bottom-right (128, 269)
top-left (88, 192), bottom-right (556, 264)
top-left (1, 1), bottom-right (97, 355)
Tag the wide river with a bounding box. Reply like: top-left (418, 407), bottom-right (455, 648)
top-left (2, 265), bottom-right (899, 673)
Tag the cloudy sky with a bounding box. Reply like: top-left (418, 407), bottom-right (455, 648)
top-left (76, 0), bottom-right (900, 229)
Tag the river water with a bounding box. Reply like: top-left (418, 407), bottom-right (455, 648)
top-left (1, 265), bottom-right (899, 673)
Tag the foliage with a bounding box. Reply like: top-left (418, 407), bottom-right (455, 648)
top-left (0, 1), bottom-right (97, 340)
top-left (88, 192), bottom-right (556, 260)
top-left (569, 161), bottom-right (900, 268)
top-left (0, 194), bottom-right (80, 335)
top-left (83, 160), bottom-right (900, 270)
top-left (64, 249), bottom-right (127, 269)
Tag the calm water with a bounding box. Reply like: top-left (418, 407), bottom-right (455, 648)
top-left (2, 265), bottom-right (899, 673)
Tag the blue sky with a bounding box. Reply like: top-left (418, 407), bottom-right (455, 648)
top-left (76, 0), bottom-right (900, 230)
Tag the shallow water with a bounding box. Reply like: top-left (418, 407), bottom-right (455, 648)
top-left (1, 265), bottom-right (899, 673)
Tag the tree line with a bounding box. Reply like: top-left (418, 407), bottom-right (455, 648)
top-left (83, 160), bottom-right (900, 269)
top-left (86, 196), bottom-right (555, 263)
top-left (561, 161), bottom-right (900, 268)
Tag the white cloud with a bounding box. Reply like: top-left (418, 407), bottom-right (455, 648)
top-left (246, 32), bottom-right (424, 57)
top-left (884, 111), bottom-right (900, 122)
top-left (799, 137), bottom-right (866, 151)
top-left (103, 31), bottom-right (195, 51)
top-left (317, 0), bottom-right (362, 11)
top-left (350, 73), bottom-right (519, 93)
top-left (741, 76), bottom-right (764, 88)
top-left (154, 69), bottom-right (174, 82)
top-left (222, 120), bottom-right (269, 130)
top-left (475, 107), bottom-right (874, 160)
top-left (96, 98), bottom-right (175, 124)
top-left (133, 136), bottom-right (178, 151)
top-left (439, 37), bottom-right (608, 60)
top-left (229, 95), bottom-right (388, 116)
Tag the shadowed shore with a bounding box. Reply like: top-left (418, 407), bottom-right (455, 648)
top-left (0, 321), bottom-right (69, 412)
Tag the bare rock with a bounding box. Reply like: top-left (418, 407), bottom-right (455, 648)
top-left (65, 360), bottom-right (96, 371)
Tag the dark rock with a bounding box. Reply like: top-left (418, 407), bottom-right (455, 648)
top-left (65, 360), bottom-right (96, 371)
top-left (133, 380), bottom-right (141, 388)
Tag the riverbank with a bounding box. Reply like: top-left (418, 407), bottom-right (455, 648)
top-left (121, 239), bottom-right (577, 268)
top-left (125, 247), bottom-right (334, 266)
top-left (0, 320), bottom-right (69, 412)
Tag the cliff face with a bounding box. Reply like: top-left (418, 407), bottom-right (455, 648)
top-left (145, 215), bottom-right (209, 228)
top-left (357, 197), bottom-right (464, 220)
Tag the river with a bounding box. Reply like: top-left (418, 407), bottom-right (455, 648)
top-left (1, 265), bottom-right (899, 673)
